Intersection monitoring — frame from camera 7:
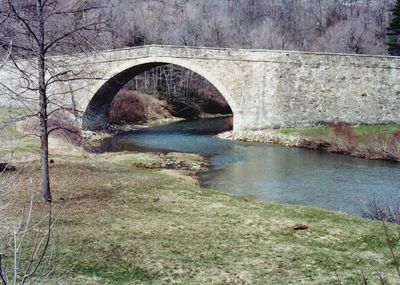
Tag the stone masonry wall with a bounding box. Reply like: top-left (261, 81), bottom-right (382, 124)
top-left (0, 45), bottom-right (399, 132)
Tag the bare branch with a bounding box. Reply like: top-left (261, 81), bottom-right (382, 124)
top-left (44, 5), bottom-right (107, 22)
top-left (7, 0), bottom-right (39, 47)
top-left (22, 204), bottom-right (53, 281)
top-left (0, 41), bottom-right (12, 69)
top-left (45, 22), bottom-right (106, 53)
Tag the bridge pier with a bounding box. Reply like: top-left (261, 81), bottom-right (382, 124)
top-left (81, 109), bottom-right (111, 131)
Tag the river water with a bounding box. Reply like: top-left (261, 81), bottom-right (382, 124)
top-left (99, 117), bottom-right (400, 216)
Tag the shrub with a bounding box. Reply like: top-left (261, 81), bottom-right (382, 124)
top-left (388, 132), bottom-right (400, 161)
top-left (328, 120), bottom-right (358, 154)
top-left (108, 90), bottom-right (172, 124)
top-left (332, 120), bottom-right (355, 138)
top-left (48, 114), bottom-right (83, 146)
top-left (23, 113), bottom-right (83, 147)
top-left (362, 197), bottom-right (400, 224)
top-left (326, 121), bottom-right (400, 161)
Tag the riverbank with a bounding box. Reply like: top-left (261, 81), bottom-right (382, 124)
top-left (0, 134), bottom-right (400, 284)
top-left (219, 123), bottom-right (400, 162)
top-left (83, 114), bottom-right (232, 143)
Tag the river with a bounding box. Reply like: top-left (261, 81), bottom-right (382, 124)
top-left (99, 117), bottom-right (400, 216)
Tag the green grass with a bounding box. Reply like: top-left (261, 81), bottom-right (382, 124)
top-left (0, 107), bottom-right (39, 160)
top-left (2, 148), bottom-right (398, 284)
top-left (277, 124), bottom-right (400, 139)
top-left (1, 109), bottom-right (400, 284)
top-left (352, 124), bottom-right (400, 136)
top-left (0, 134), bottom-right (40, 162)
top-left (78, 265), bottom-right (161, 284)
top-left (278, 127), bottom-right (331, 137)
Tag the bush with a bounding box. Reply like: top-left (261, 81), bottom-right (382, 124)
top-left (328, 120), bottom-right (358, 154)
top-left (108, 90), bottom-right (172, 124)
top-left (327, 121), bottom-right (400, 161)
top-left (23, 113), bottom-right (83, 146)
top-left (362, 197), bottom-right (400, 224)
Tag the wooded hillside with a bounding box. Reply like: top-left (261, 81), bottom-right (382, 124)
top-left (1, 0), bottom-right (396, 124)
top-left (0, 0), bottom-right (396, 55)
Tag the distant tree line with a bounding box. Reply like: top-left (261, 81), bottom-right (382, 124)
top-left (101, 0), bottom-right (399, 115)
top-left (100, 0), bottom-right (396, 56)
top-left (1, 0), bottom-right (398, 56)
top-left (1, 0), bottom-right (399, 122)
top-left (387, 0), bottom-right (400, 55)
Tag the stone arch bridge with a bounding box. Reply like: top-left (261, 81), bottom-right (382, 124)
top-left (0, 45), bottom-right (399, 132)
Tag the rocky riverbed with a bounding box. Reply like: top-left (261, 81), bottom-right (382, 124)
top-left (218, 130), bottom-right (303, 146)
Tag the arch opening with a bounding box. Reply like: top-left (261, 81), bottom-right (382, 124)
top-left (82, 61), bottom-right (236, 131)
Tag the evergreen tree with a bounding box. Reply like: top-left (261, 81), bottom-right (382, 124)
top-left (387, 0), bottom-right (400, 56)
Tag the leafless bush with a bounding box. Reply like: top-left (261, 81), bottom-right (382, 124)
top-left (362, 197), bottom-right (400, 224)
top-left (23, 114), bottom-right (83, 147)
top-left (0, 165), bottom-right (58, 285)
top-left (387, 132), bottom-right (400, 161)
top-left (0, 202), bottom-right (55, 285)
top-left (356, 133), bottom-right (390, 160)
top-left (328, 120), bottom-right (358, 154)
top-left (332, 121), bottom-right (355, 138)
top-left (326, 121), bottom-right (400, 161)
top-left (47, 114), bottom-right (84, 147)
top-left (359, 196), bottom-right (400, 283)
top-left (335, 196), bottom-right (400, 284)
top-left (355, 133), bottom-right (400, 161)
top-left (109, 90), bottom-right (172, 125)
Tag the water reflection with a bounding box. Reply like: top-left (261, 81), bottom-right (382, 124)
top-left (204, 144), bottom-right (400, 215)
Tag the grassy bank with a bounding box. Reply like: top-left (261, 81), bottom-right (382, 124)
top-left (278, 124), bottom-right (400, 138)
top-left (281, 123), bottom-right (400, 161)
top-left (221, 123), bottom-right (400, 162)
top-left (0, 134), bottom-right (399, 284)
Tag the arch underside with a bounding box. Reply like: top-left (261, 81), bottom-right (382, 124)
top-left (82, 61), bottom-right (236, 131)
top-left (82, 62), bottom-right (162, 130)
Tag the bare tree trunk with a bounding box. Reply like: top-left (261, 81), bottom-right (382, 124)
top-left (37, 0), bottom-right (51, 203)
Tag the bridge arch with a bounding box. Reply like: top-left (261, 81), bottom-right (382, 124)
top-left (82, 57), bottom-right (239, 130)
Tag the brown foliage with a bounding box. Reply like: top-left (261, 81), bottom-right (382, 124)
top-left (328, 120), bottom-right (358, 154)
top-left (108, 90), bottom-right (172, 125)
top-left (327, 121), bottom-right (400, 161)
top-left (126, 65), bottom-right (233, 117)
top-left (23, 113), bottom-right (83, 147)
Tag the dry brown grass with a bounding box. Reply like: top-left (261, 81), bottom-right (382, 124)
top-left (2, 145), bottom-right (400, 284)
top-left (2, 112), bottom-right (400, 284)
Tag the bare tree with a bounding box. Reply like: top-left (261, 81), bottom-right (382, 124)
top-left (0, 2), bottom-right (109, 283)
top-left (86, 0), bottom-right (395, 108)
top-left (0, 42), bottom-right (55, 285)
top-left (102, 0), bottom-right (394, 55)
top-left (0, 181), bottom-right (56, 285)
top-left (0, 0), bottom-right (109, 203)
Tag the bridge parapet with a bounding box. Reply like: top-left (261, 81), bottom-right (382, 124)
top-left (0, 45), bottom-right (399, 131)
